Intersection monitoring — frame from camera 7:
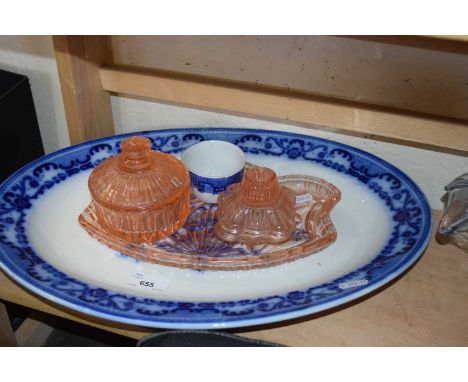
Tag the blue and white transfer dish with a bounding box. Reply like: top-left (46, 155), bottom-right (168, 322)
top-left (0, 128), bottom-right (432, 329)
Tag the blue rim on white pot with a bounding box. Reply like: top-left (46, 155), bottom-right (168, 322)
top-left (181, 140), bottom-right (246, 203)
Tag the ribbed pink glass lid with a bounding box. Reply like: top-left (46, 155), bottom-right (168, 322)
top-left (88, 136), bottom-right (190, 210)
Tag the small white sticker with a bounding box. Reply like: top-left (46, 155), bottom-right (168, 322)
top-left (127, 272), bottom-right (171, 292)
top-left (296, 193), bottom-right (313, 204)
top-left (339, 279), bottom-right (368, 289)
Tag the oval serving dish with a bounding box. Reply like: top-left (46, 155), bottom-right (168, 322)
top-left (0, 128), bottom-right (432, 329)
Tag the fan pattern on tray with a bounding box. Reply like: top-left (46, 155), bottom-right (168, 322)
top-left (0, 129), bottom-right (431, 323)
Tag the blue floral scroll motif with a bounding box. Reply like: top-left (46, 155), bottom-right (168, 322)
top-left (150, 133), bottom-right (205, 154)
top-left (189, 169), bottom-right (244, 195)
top-left (0, 128), bottom-right (432, 328)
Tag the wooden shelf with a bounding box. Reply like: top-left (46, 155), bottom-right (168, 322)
top-left (53, 36), bottom-right (468, 155)
top-left (1, 210), bottom-right (467, 346)
top-left (99, 66), bottom-right (468, 155)
top-left (428, 35), bottom-right (468, 43)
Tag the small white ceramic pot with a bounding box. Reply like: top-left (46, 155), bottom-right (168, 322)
top-left (181, 140), bottom-right (246, 203)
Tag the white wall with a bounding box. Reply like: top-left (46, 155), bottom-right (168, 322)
top-left (1, 35), bottom-right (467, 210)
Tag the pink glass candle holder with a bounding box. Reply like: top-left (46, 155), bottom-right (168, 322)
top-left (215, 166), bottom-right (298, 245)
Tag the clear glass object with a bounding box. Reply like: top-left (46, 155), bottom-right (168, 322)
top-left (214, 166), bottom-right (298, 245)
top-left (81, 136), bottom-right (191, 243)
top-left (438, 172), bottom-right (468, 252)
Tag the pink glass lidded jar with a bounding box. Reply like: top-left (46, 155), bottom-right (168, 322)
top-left (85, 136), bottom-right (191, 244)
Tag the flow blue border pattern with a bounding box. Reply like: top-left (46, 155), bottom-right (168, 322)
top-left (189, 169), bottom-right (244, 195)
top-left (0, 128), bottom-right (432, 329)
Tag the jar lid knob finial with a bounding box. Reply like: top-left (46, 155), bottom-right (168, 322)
top-left (118, 136), bottom-right (153, 172)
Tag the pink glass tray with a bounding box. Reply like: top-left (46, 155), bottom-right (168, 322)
top-left (79, 174), bottom-right (341, 271)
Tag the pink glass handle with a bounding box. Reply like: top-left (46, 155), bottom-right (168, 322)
top-left (304, 202), bottom-right (324, 241)
top-left (294, 213), bottom-right (302, 224)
